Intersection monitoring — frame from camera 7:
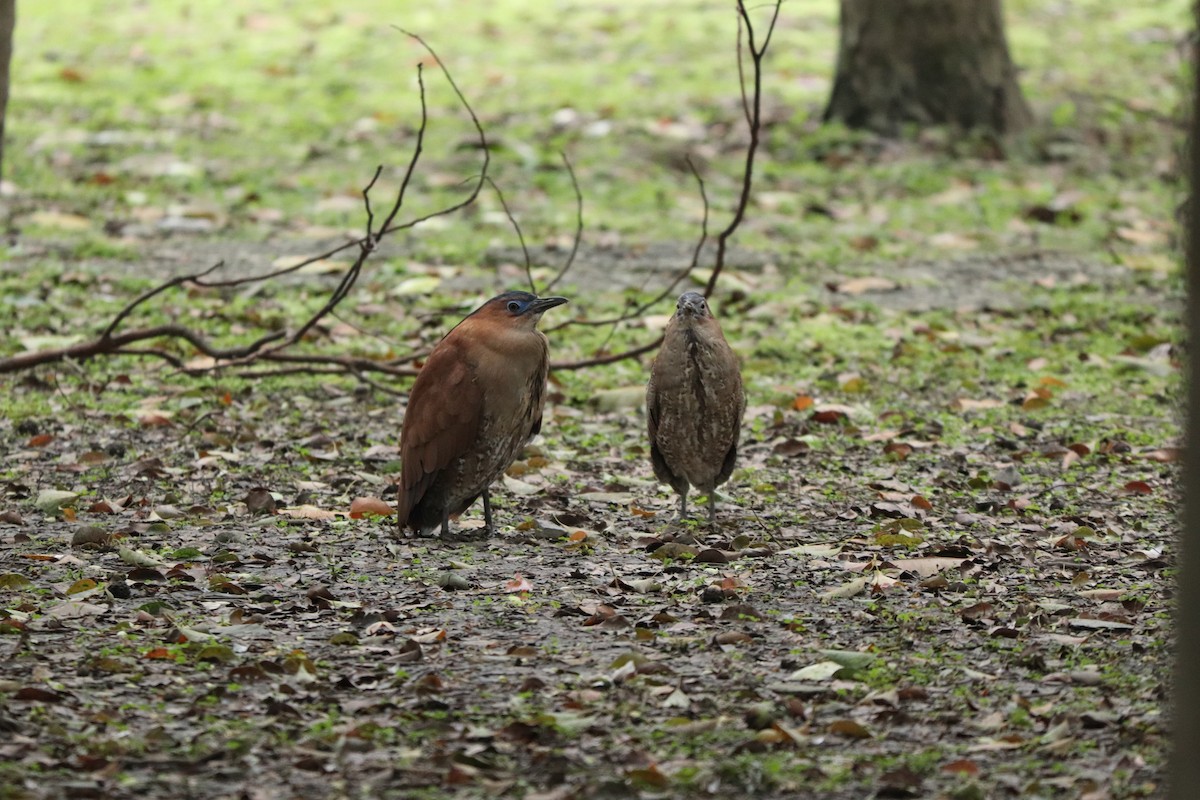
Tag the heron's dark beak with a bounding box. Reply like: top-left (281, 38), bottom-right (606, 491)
top-left (530, 296), bottom-right (569, 314)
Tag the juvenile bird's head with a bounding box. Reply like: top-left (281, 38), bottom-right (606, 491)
top-left (473, 291), bottom-right (569, 331)
top-left (673, 291), bottom-right (713, 321)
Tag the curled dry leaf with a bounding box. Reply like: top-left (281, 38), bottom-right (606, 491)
top-left (349, 496), bottom-right (394, 518)
top-left (71, 526), bottom-right (110, 547)
top-left (773, 438), bottom-right (810, 458)
top-left (277, 505), bottom-right (338, 520)
top-left (244, 488), bottom-right (277, 515)
top-left (713, 631), bottom-right (754, 647)
top-left (35, 490), bottom-right (78, 514)
top-left (118, 547), bottom-right (165, 568)
top-left (830, 276), bottom-right (898, 295)
top-left (952, 397), bottom-right (1004, 412)
top-left (505, 573), bottom-right (533, 593)
top-left (888, 557), bottom-right (967, 578)
top-left (136, 411), bottom-right (173, 427)
top-left (1022, 389), bottom-right (1052, 410)
top-left (942, 759), bottom-right (981, 776)
top-left (828, 719), bottom-right (872, 739)
top-left (15, 687), bottom-right (64, 703)
top-left (822, 575), bottom-right (869, 600)
top-left (0, 573), bottom-right (33, 589)
top-left (1145, 446), bottom-right (1181, 463)
top-left (626, 764), bottom-right (670, 790)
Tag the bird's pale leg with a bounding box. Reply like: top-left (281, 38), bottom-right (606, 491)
top-left (440, 513), bottom-right (450, 538)
top-left (482, 489), bottom-right (494, 533)
top-left (677, 489), bottom-right (688, 520)
top-left (708, 493), bottom-right (718, 525)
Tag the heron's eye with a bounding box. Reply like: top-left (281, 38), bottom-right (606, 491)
top-left (507, 300), bottom-right (522, 313)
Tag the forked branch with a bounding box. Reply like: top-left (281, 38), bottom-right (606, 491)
top-left (0, 3), bottom-right (779, 381)
top-left (550, 0), bottom-right (780, 371)
top-left (0, 32), bottom-right (487, 377)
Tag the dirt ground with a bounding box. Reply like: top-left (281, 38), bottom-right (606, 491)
top-left (0, 234), bottom-right (1177, 799)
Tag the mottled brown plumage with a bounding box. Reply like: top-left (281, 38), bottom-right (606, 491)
top-left (646, 291), bottom-right (745, 522)
top-left (397, 291), bottom-right (568, 536)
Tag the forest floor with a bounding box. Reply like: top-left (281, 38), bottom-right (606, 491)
top-left (0, 1), bottom-right (1189, 798)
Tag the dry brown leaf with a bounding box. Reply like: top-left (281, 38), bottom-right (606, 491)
top-left (832, 276), bottom-right (898, 295)
top-left (349, 496), bottom-right (394, 518)
top-left (828, 719), bottom-right (872, 739)
top-left (888, 557), bottom-right (966, 578)
top-left (505, 573), bottom-right (533, 593)
top-left (277, 505), bottom-right (338, 520)
top-left (952, 397), bottom-right (1004, 411)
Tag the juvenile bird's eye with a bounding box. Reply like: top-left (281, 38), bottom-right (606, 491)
top-left (507, 301), bottom-right (522, 313)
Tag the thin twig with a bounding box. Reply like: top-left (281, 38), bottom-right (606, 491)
top-left (362, 165), bottom-right (384, 239)
top-left (352, 369), bottom-right (409, 397)
top-left (686, 155), bottom-right (712, 284)
top-left (704, 0), bottom-right (779, 299)
top-left (486, 176), bottom-right (536, 293)
top-left (551, 335), bottom-right (664, 370)
top-left (112, 347), bottom-right (189, 370)
top-left (735, 12), bottom-right (752, 127)
top-left (248, 351), bottom-right (422, 375)
top-left (377, 61), bottom-right (428, 238)
top-left (231, 365), bottom-right (364, 379)
top-left (542, 152), bottom-right (585, 294)
top-left (99, 261), bottom-right (225, 340)
top-left (383, 28), bottom-right (492, 237)
top-left (0, 325), bottom-right (286, 374)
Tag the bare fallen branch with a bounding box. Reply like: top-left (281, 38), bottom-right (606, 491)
top-left (210, 34), bottom-right (489, 371)
top-left (99, 260), bottom-right (225, 340)
top-left (0, 31), bottom-right (488, 378)
top-left (248, 351), bottom-right (422, 376)
top-left (2, 4), bottom-right (778, 382)
top-left (551, 336), bottom-right (665, 370)
top-left (0, 325), bottom-right (286, 374)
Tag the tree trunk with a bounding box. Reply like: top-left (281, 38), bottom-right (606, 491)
top-left (1173, 4), bottom-right (1200, 794)
top-left (824, 0), bottom-right (1033, 136)
top-left (0, 1), bottom-right (14, 185)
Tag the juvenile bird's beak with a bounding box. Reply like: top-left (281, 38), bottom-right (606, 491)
top-left (530, 296), bottom-right (569, 314)
top-left (677, 295), bottom-right (705, 317)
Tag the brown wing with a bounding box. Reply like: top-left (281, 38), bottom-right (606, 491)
top-left (645, 353), bottom-right (686, 493)
top-left (396, 337), bottom-right (482, 527)
top-left (712, 332), bottom-right (745, 488)
top-left (645, 355), bottom-right (660, 442)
